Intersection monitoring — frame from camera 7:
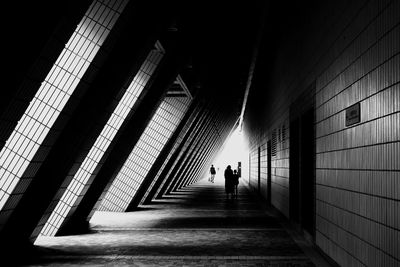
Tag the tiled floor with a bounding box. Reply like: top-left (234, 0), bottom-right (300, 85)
top-left (27, 178), bottom-right (331, 266)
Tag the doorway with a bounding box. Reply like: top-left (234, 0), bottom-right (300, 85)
top-left (267, 140), bottom-right (272, 205)
top-left (289, 118), bottom-right (300, 223)
top-left (257, 146), bottom-right (261, 193)
top-left (300, 107), bottom-right (315, 237)
top-left (289, 85), bottom-right (316, 240)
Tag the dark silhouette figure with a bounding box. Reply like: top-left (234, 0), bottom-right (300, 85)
top-left (232, 169), bottom-right (239, 198)
top-left (224, 165), bottom-right (234, 199)
top-left (209, 164), bottom-right (216, 183)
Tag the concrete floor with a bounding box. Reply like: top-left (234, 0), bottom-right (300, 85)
top-left (26, 178), bottom-right (331, 266)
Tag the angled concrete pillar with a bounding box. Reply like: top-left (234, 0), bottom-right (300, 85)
top-left (125, 99), bottom-right (199, 211)
top-left (184, 114), bottom-right (236, 186)
top-left (176, 112), bottom-right (223, 189)
top-left (173, 118), bottom-right (217, 190)
top-left (151, 108), bottom-right (209, 199)
top-left (186, 144), bottom-right (217, 186)
top-left (166, 111), bottom-right (217, 194)
top-left (56, 40), bottom-right (188, 235)
top-left (180, 130), bottom-right (218, 188)
top-left (186, 124), bottom-right (225, 186)
top-left (188, 116), bottom-right (231, 185)
top-left (177, 112), bottom-right (224, 188)
top-left (155, 108), bottom-right (211, 198)
top-left (142, 104), bottom-right (207, 204)
top-left (138, 103), bottom-right (203, 206)
top-left (164, 112), bottom-right (215, 194)
top-left (0, 0), bottom-right (91, 151)
top-left (156, 109), bottom-right (211, 198)
top-left (187, 133), bottom-right (221, 186)
top-left (0, 1), bottom-right (175, 251)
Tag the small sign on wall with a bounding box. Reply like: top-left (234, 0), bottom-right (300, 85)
top-left (345, 102), bottom-right (361, 126)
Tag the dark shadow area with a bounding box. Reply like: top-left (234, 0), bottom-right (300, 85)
top-left (128, 207), bottom-right (158, 212)
top-left (147, 200), bottom-right (184, 205)
top-left (26, 180), bottom-right (324, 266)
top-left (137, 216), bottom-right (281, 229)
top-left (32, 231), bottom-right (306, 257)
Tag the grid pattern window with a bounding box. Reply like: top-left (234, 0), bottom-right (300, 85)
top-left (185, 123), bottom-right (218, 186)
top-left (153, 112), bottom-right (207, 198)
top-left (175, 123), bottom-right (213, 188)
top-left (0, 0), bottom-right (128, 210)
top-left (139, 107), bottom-right (198, 205)
top-left (39, 44), bottom-right (164, 237)
top-left (99, 96), bottom-right (191, 212)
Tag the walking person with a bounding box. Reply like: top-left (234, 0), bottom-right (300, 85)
top-left (224, 165), bottom-right (234, 199)
top-left (209, 164), bottom-right (216, 183)
top-left (232, 169), bottom-right (239, 198)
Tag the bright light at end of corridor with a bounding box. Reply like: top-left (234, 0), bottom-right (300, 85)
top-left (214, 127), bottom-right (248, 175)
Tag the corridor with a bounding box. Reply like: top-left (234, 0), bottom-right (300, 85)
top-left (29, 178), bottom-right (328, 266)
top-left (1, 1), bottom-right (399, 266)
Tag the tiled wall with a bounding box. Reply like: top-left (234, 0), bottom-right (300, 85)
top-left (248, 119), bottom-right (290, 217)
top-left (0, 0), bottom-right (128, 232)
top-left (314, 0), bottom-right (400, 264)
top-left (98, 96), bottom-right (191, 212)
top-left (189, 113), bottom-right (232, 186)
top-left (153, 110), bottom-right (209, 198)
top-left (139, 105), bottom-right (202, 205)
top-left (244, 0), bottom-right (399, 265)
top-left (166, 111), bottom-right (218, 191)
top-left (249, 147), bottom-right (258, 191)
top-left (270, 120), bottom-right (290, 218)
top-left (37, 43), bottom-right (163, 237)
top-left (179, 111), bottom-right (234, 187)
top-left (259, 143), bottom-right (268, 198)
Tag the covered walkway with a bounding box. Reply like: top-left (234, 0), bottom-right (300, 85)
top-left (30, 178), bottom-right (328, 266)
top-left (1, 1), bottom-right (399, 266)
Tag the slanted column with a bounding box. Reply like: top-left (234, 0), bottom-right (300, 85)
top-left (0, 0), bottom-right (174, 251)
top-left (156, 108), bottom-right (211, 198)
top-left (185, 114), bottom-right (230, 186)
top-left (166, 111), bottom-right (217, 194)
top-left (0, 0), bottom-right (91, 151)
top-left (142, 104), bottom-right (207, 204)
top-left (56, 40), bottom-right (188, 235)
top-left (125, 100), bottom-right (199, 211)
top-left (177, 112), bottom-right (220, 191)
top-left (183, 112), bottom-right (235, 186)
top-left (180, 128), bottom-right (218, 188)
top-left (185, 121), bottom-right (226, 186)
top-left (173, 115), bottom-right (217, 190)
top-left (186, 142), bottom-right (217, 186)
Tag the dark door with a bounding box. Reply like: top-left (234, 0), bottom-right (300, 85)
top-left (289, 118), bottom-right (300, 223)
top-left (290, 107), bottom-right (315, 239)
top-left (300, 108), bottom-right (315, 238)
top-left (267, 140), bottom-right (272, 205)
top-left (257, 146), bottom-right (261, 193)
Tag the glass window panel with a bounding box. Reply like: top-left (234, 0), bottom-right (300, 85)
top-left (0, 0), bottom-right (128, 211)
top-left (98, 95), bottom-right (191, 212)
top-left (40, 38), bottom-right (162, 236)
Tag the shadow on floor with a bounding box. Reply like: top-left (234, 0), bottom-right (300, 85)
top-left (25, 180), bottom-right (329, 266)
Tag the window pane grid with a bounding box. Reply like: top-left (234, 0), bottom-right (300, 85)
top-left (98, 96), bottom-right (191, 212)
top-left (140, 108), bottom-right (198, 204)
top-left (152, 110), bottom-right (208, 199)
top-left (39, 41), bottom-right (163, 236)
top-left (0, 0), bottom-right (128, 211)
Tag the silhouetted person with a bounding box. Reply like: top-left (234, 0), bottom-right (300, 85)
top-left (232, 169), bottom-right (239, 198)
top-left (224, 165), bottom-right (234, 199)
top-left (209, 164), bottom-right (216, 183)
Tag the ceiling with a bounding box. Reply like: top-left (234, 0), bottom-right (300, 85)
top-left (169, 2), bottom-right (267, 116)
